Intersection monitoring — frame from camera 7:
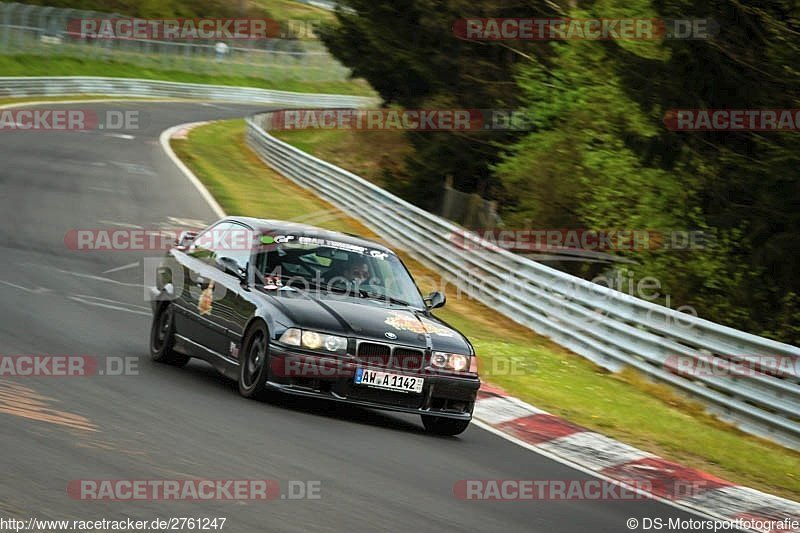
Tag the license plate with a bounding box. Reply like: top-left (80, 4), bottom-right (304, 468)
top-left (354, 368), bottom-right (424, 394)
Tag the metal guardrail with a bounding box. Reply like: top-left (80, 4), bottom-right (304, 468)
top-left (294, 0), bottom-right (339, 11)
top-left (243, 111), bottom-right (800, 450)
top-left (0, 76), bottom-right (376, 107)
top-left (2, 75), bottom-right (797, 449)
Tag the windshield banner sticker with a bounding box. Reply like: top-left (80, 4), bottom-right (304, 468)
top-left (262, 234), bottom-right (389, 260)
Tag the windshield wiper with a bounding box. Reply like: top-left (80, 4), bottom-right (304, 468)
top-left (357, 289), bottom-right (411, 307)
top-left (273, 275), bottom-right (352, 295)
top-left (265, 275), bottom-right (412, 306)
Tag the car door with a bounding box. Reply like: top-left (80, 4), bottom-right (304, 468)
top-left (205, 221), bottom-right (258, 361)
top-left (177, 221), bottom-right (238, 355)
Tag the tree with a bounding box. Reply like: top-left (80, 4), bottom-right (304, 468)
top-left (497, 0), bottom-right (800, 343)
top-left (318, 0), bottom-right (556, 210)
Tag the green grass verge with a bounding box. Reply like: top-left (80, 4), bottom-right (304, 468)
top-left (253, 0), bottom-right (337, 25)
top-left (271, 128), bottom-right (411, 188)
top-left (172, 119), bottom-right (800, 501)
top-left (0, 55), bottom-right (375, 96)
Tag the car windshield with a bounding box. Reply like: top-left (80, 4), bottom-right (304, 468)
top-left (253, 235), bottom-right (426, 309)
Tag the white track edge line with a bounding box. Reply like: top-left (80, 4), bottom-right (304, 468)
top-left (159, 122), bottom-right (225, 219)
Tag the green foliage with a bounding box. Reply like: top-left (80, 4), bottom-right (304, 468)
top-left (496, 0), bottom-right (800, 344)
top-left (318, 0), bottom-right (556, 209)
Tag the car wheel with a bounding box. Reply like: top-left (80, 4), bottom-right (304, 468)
top-left (150, 303), bottom-right (190, 367)
top-left (421, 415), bottom-right (471, 436)
top-left (239, 322), bottom-right (270, 399)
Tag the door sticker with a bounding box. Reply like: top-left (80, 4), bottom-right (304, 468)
top-left (198, 281), bottom-right (215, 315)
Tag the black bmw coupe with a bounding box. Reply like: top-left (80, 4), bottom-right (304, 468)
top-left (149, 217), bottom-right (480, 435)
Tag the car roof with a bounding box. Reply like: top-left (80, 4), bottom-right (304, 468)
top-left (222, 216), bottom-right (395, 254)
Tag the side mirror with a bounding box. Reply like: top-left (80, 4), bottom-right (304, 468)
top-left (425, 291), bottom-right (446, 309)
top-left (176, 230), bottom-right (199, 250)
top-left (216, 257), bottom-right (247, 281)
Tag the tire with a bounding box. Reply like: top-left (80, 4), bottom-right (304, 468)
top-left (421, 415), bottom-right (471, 436)
top-left (238, 322), bottom-right (271, 400)
top-left (150, 303), bottom-right (190, 367)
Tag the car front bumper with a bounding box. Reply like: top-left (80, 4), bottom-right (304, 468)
top-left (267, 346), bottom-right (480, 420)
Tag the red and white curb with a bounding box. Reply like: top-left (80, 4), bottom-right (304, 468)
top-left (474, 384), bottom-right (799, 532)
top-left (170, 121), bottom-right (210, 140)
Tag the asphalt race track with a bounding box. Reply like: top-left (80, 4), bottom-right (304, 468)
top-left (0, 101), bottom-right (715, 532)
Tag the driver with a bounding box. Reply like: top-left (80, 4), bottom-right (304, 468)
top-left (344, 259), bottom-right (370, 283)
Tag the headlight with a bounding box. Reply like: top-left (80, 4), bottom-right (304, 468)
top-left (278, 328), bottom-right (347, 354)
top-left (430, 351), bottom-right (474, 373)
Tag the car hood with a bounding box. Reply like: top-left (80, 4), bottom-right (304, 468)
top-left (264, 289), bottom-right (472, 354)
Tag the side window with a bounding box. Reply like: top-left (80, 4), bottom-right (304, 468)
top-left (190, 222), bottom-right (253, 272)
top-left (189, 222), bottom-right (234, 261)
top-left (214, 223), bottom-right (253, 272)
